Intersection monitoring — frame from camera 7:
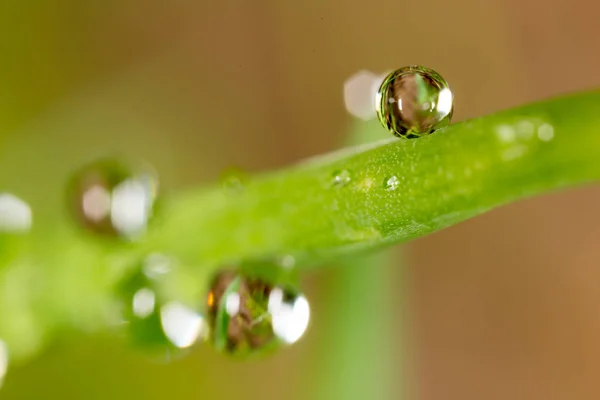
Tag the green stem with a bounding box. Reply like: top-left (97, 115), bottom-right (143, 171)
top-left (308, 252), bottom-right (403, 400)
top-left (2, 89), bottom-right (600, 363)
top-left (148, 90), bottom-right (600, 270)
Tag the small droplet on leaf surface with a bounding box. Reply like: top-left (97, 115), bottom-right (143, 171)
top-left (67, 157), bottom-right (158, 239)
top-left (376, 65), bottom-right (453, 138)
top-left (207, 269), bottom-right (310, 357)
top-left (332, 170), bottom-right (351, 187)
top-left (277, 255), bottom-right (296, 270)
top-left (384, 176), bottom-right (400, 191)
top-left (220, 167), bottom-right (248, 194)
top-left (537, 123), bottom-right (555, 142)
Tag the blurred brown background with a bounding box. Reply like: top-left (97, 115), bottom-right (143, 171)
top-left (1, 0), bottom-right (600, 399)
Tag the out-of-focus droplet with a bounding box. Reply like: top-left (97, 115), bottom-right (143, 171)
top-left (537, 123), bottom-right (555, 142)
top-left (207, 269), bottom-right (310, 357)
top-left (277, 255), bottom-right (296, 270)
top-left (0, 193), bottom-right (32, 265)
top-left (120, 255), bottom-right (206, 356)
top-left (160, 302), bottom-right (205, 349)
top-left (376, 65), bottom-right (453, 138)
top-left (220, 167), bottom-right (248, 194)
top-left (0, 194), bottom-right (32, 233)
top-left (332, 170), bottom-right (351, 187)
top-left (384, 176), bottom-right (400, 191)
top-left (0, 340), bottom-right (8, 389)
top-left (67, 157), bottom-right (158, 239)
top-left (132, 288), bottom-right (156, 318)
top-left (343, 70), bottom-right (381, 120)
top-left (143, 253), bottom-right (173, 279)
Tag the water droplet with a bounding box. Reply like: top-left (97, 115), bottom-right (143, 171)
top-left (0, 340), bottom-right (8, 389)
top-left (207, 269), bottom-right (310, 357)
top-left (143, 253), bottom-right (173, 279)
top-left (537, 123), bottom-right (555, 142)
top-left (516, 120), bottom-right (535, 139)
top-left (343, 70), bottom-right (379, 120)
top-left (120, 256), bottom-right (206, 355)
top-left (376, 65), bottom-right (453, 138)
top-left (332, 170), bottom-right (351, 187)
top-left (501, 145), bottom-right (528, 161)
top-left (220, 167), bottom-right (248, 194)
top-left (132, 288), bottom-right (156, 318)
top-left (496, 124), bottom-right (516, 143)
top-left (67, 157), bottom-right (158, 239)
top-left (276, 255), bottom-right (296, 270)
top-left (0, 193), bottom-right (32, 233)
top-left (384, 176), bottom-right (400, 190)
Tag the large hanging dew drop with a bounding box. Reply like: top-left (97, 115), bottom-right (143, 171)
top-left (119, 254), bottom-right (206, 357)
top-left (376, 65), bottom-right (453, 138)
top-left (206, 269), bottom-right (310, 357)
top-left (67, 157), bottom-right (158, 239)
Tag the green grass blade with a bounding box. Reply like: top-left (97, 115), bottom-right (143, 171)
top-left (308, 251), bottom-right (403, 400)
top-left (149, 90), bottom-right (600, 269)
top-left (2, 89), bottom-right (600, 363)
top-left (212, 275), bottom-right (241, 353)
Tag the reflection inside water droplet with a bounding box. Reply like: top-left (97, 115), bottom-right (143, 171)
top-left (0, 194), bottom-right (32, 233)
top-left (268, 288), bottom-right (310, 344)
top-left (384, 176), bottom-right (400, 191)
top-left (160, 302), bottom-right (205, 349)
top-left (207, 269), bottom-right (310, 357)
top-left (68, 157), bottom-right (158, 239)
top-left (332, 170), bottom-right (351, 187)
top-left (225, 292), bottom-right (241, 316)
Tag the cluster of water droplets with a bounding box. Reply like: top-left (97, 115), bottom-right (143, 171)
top-left (331, 170), bottom-right (401, 192)
top-left (494, 118), bottom-right (556, 162)
top-left (0, 157), bottom-right (313, 388)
